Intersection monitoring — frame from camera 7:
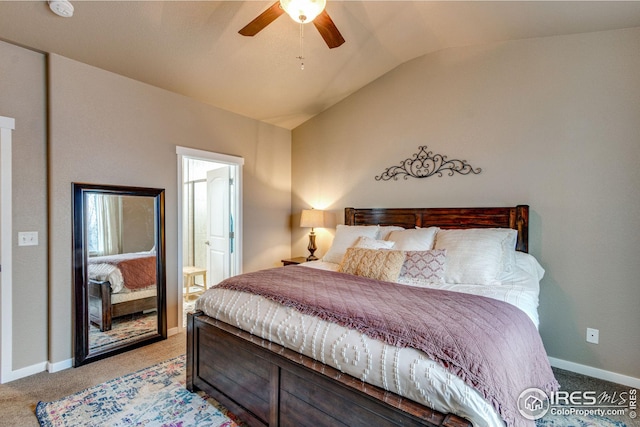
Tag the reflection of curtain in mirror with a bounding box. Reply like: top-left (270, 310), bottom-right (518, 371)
top-left (87, 194), bottom-right (123, 256)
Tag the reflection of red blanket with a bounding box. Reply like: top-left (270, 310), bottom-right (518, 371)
top-left (89, 253), bottom-right (156, 290)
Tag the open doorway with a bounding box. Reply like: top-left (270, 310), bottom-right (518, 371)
top-left (177, 147), bottom-right (243, 330)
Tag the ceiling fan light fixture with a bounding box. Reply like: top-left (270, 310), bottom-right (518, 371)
top-left (280, 0), bottom-right (326, 24)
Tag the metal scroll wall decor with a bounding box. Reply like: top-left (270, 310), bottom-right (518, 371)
top-left (375, 145), bottom-right (482, 181)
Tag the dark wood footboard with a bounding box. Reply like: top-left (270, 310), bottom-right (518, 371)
top-left (88, 279), bottom-right (113, 331)
top-left (187, 311), bottom-right (472, 427)
top-left (88, 279), bottom-right (157, 332)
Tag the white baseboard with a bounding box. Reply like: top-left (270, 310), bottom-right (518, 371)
top-left (2, 328), bottom-right (181, 383)
top-left (549, 357), bottom-right (640, 389)
top-left (47, 358), bottom-right (73, 374)
top-left (0, 361), bottom-right (47, 383)
top-left (44, 330), bottom-right (180, 375)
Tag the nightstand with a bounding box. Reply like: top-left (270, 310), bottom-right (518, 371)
top-left (281, 256), bottom-right (309, 266)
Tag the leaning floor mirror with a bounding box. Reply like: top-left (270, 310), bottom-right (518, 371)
top-left (73, 183), bottom-right (167, 366)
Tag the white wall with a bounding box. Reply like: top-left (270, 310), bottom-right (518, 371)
top-left (292, 28), bottom-right (640, 379)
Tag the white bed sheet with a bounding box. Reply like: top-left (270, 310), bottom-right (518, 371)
top-left (111, 286), bottom-right (156, 304)
top-left (88, 262), bottom-right (125, 293)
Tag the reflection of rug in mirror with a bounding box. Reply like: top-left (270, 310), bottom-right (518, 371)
top-left (89, 312), bottom-right (158, 351)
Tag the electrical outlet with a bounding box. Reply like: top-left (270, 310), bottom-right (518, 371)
top-left (18, 231), bottom-right (38, 246)
top-left (586, 328), bottom-right (599, 344)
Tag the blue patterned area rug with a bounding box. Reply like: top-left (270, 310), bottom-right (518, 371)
top-left (35, 355), bottom-right (244, 427)
top-left (35, 354), bottom-right (631, 427)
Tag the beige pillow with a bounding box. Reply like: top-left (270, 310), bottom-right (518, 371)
top-left (338, 247), bottom-right (405, 282)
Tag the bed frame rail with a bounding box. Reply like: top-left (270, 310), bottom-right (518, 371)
top-left (187, 312), bottom-right (472, 427)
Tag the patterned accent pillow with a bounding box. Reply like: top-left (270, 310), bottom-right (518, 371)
top-left (400, 249), bottom-right (447, 282)
top-left (338, 247), bottom-right (406, 282)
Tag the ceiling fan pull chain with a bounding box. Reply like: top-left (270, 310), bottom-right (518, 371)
top-left (298, 22), bottom-right (305, 70)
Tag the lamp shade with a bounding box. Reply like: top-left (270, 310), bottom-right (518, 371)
top-left (280, 0), bottom-right (326, 24)
top-left (300, 209), bottom-right (325, 228)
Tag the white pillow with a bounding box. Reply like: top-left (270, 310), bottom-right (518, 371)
top-left (515, 251), bottom-right (545, 281)
top-left (377, 226), bottom-right (405, 240)
top-left (434, 228), bottom-right (517, 285)
top-left (355, 236), bottom-right (395, 250)
top-left (387, 227), bottom-right (439, 251)
top-left (323, 225), bottom-right (379, 264)
top-left (496, 251), bottom-right (544, 286)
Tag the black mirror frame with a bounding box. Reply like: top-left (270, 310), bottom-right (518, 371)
top-left (72, 182), bottom-right (167, 366)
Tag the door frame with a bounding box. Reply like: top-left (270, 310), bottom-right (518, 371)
top-left (0, 116), bottom-right (15, 383)
top-left (176, 146), bottom-right (243, 333)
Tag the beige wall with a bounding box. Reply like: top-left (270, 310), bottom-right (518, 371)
top-left (0, 41), bottom-right (48, 370)
top-left (1, 43), bottom-right (291, 369)
top-left (292, 28), bottom-right (640, 378)
top-left (48, 54), bottom-right (291, 365)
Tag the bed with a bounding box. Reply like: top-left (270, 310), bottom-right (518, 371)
top-left (187, 205), bottom-right (557, 427)
top-left (87, 251), bottom-right (157, 331)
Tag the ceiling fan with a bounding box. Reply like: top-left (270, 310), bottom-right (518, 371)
top-left (239, 0), bottom-right (345, 49)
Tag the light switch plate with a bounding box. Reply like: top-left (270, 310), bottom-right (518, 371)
top-left (18, 231), bottom-right (38, 246)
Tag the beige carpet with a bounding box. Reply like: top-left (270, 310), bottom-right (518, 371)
top-left (0, 332), bottom-right (185, 427)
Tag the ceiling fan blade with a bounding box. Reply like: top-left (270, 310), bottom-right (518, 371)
top-left (238, 1), bottom-right (285, 37)
top-left (312, 10), bottom-right (345, 49)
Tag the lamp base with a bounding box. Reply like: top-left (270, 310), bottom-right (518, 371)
top-left (307, 231), bottom-right (318, 262)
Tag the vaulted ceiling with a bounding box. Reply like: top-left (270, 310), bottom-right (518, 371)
top-left (1, 1), bottom-right (640, 129)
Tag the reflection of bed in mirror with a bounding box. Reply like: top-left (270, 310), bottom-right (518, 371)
top-left (87, 251), bottom-right (157, 331)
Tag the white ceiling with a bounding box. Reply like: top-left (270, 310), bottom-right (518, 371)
top-left (1, 1), bottom-right (640, 129)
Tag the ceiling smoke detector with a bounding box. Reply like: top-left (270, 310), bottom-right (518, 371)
top-left (48, 0), bottom-right (74, 18)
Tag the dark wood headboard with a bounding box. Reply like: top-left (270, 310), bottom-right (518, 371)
top-left (345, 205), bottom-right (529, 253)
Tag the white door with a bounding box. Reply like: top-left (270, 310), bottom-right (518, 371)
top-left (206, 167), bottom-right (230, 287)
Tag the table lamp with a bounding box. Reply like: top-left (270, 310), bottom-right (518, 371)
top-left (300, 209), bottom-right (325, 261)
